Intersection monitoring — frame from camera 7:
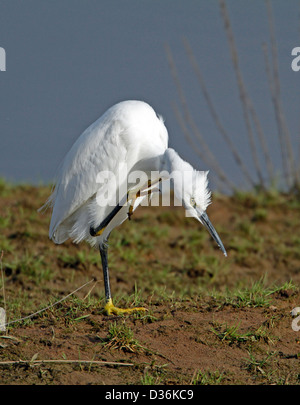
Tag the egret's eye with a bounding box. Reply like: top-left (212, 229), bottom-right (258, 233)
top-left (190, 197), bottom-right (196, 208)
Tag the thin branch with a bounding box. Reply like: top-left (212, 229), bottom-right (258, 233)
top-left (0, 251), bottom-right (6, 332)
top-left (247, 87), bottom-right (275, 183)
top-left (183, 37), bottom-right (256, 188)
top-left (165, 42), bottom-right (235, 191)
top-left (172, 101), bottom-right (226, 192)
top-left (298, 4), bottom-right (300, 179)
top-left (265, 0), bottom-right (297, 187)
top-left (262, 42), bottom-right (287, 179)
top-left (0, 251), bottom-right (6, 313)
top-left (0, 278), bottom-right (95, 330)
top-left (219, 0), bottom-right (265, 187)
top-left (0, 359), bottom-right (134, 367)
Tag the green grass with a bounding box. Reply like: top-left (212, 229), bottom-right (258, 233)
top-left (0, 180), bottom-right (300, 385)
top-left (141, 372), bottom-right (162, 385)
top-left (100, 321), bottom-right (147, 353)
top-left (211, 321), bottom-right (277, 346)
top-left (243, 349), bottom-right (276, 378)
top-left (213, 278), bottom-right (297, 309)
top-left (211, 321), bottom-right (250, 345)
top-left (3, 251), bottom-right (52, 284)
top-left (0, 178), bottom-right (14, 197)
top-left (192, 370), bottom-right (225, 385)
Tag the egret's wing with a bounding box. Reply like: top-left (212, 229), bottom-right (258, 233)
top-left (44, 100), bottom-right (169, 244)
top-left (48, 117), bottom-right (129, 241)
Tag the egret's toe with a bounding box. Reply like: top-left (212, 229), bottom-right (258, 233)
top-left (104, 299), bottom-right (147, 316)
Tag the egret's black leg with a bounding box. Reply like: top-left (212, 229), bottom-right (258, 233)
top-left (91, 202), bottom-right (124, 236)
top-left (91, 179), bottom-right (162, 236)
top-left (99, 242), bottom-right (111, 303)
top-left (99, 239), bottom-right (147, 316)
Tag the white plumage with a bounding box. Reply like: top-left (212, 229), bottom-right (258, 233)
top-left (43, 100), bottom-right (226, 315)
top-left (47, 100), bottom-right (167, 245)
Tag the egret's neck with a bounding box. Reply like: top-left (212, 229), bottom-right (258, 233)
top-left (161, 148), bottom-right (194, 201)
top-left (162, 148), bottom-right (193, 174)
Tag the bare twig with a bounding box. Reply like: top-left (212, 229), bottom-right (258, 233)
top-left (83, 280), bottom-right (99, 300)
top-left (172, 101), bottom-right (226, 192)
top-left (262, 42), bottom-right (287, 178)
top-left (0, 251), bottom-right (5, 313)
top-left (183, 37), bottom-right (256, 188)
top-left (0, 358), bottom-right (134, 367)
top-left (0, 251), bottom-right (6, 332)
top-left (247, 92), bottom-right (275, 183)
top-left (265, 0), bottom-right (297, 187)
top-left (298, 5), bottom-right (300, 181)
top-left (0, 278), bottom-right (95, 330)
top-left (165, 42), bottom-right (235, 191)
top-left (219, 0), bottom-right (265, 187)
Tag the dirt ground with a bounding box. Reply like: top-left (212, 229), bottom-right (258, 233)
top-left (0, 182), bottom-right (299, 385)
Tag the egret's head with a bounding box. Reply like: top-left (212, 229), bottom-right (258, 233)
top-left (179, 170), bottom-right (227, 257)
top-left (163, 148), bottom-right (227, 257)
top-left (182, 170), bottom-right (211, 214)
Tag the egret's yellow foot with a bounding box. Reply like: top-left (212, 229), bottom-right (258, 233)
top-left (104, 298), bottom-right (147, 316)
top-left (127, 203), bottom-right (134, 220)
top-left (127, 190), bottom-right (140, 221)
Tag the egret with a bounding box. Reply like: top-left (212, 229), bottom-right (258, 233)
top-left (43, 100), bottom-right (226, 315)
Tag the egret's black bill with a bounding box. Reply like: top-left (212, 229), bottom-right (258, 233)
top-left (200, 212), bottom-right (227, 257)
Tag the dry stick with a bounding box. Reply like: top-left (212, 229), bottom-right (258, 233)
top-left (0, 278), bottom-right (95, 330)
top-left (0, 251), bottom-right (6, 332)
top-left (265, 0), bottom-right (297, 187)
top-left (262, 42), bottom-right (287, 180)
top-left (83, 279), bottom-right (99, 300)
top-left (183, 37), bottom-right (255, 188)
top-left (165, 43), bottom-right (214, 174)
top-left (247, 92), bottom-right (275, 184)
top-left (265, 0), bottom-right (291, 184)
top-left (298, 6), bottom-right (300, 181)
top-left (0, 251), bottom-right (6, 313)
top-left (0, 359), bottom-right (134, 367)
top-left (219, 0), bottom-right (265, 188)
top-left (172, 101), bottom-right (226, 193)
top-left (165, 42), bottom-right (235, 192)
top-left (0, 278), bottom-right (134, 369)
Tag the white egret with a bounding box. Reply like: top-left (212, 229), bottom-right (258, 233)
top-left (43, 100), bottom-right (226, 315)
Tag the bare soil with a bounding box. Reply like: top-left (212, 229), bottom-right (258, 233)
top-left (0, 183), bottom-right (299, 385)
